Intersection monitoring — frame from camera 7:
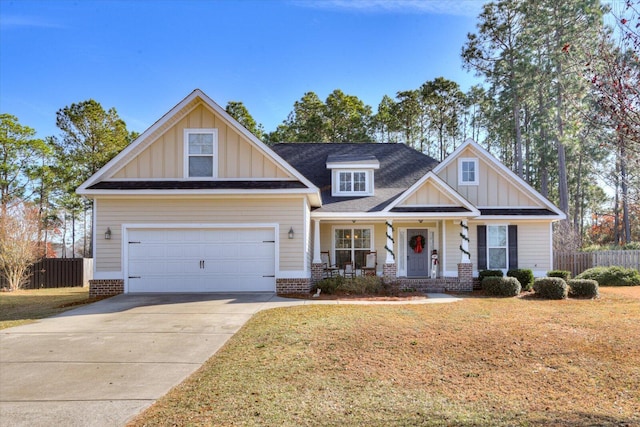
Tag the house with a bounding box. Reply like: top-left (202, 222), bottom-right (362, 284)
top-left (78, 89), bottom-right (565, 297)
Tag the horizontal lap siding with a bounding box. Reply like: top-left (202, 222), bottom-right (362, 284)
top-left (517, 222), bottom-right (551, 272)
top-left (448, 220), bottom-right (550, 275)
top-left (444, 220), bottom-right (473, 274)
top-left (95, 197), bottom-right (305, 273)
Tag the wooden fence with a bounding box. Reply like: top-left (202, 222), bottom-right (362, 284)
top-left (554, 250), bottom-right (640, 277)
top-left (0, 258), bottom-right (93, 289)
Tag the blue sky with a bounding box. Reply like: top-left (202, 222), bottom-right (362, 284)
top-left (1, 0), bottom-right (484, 139)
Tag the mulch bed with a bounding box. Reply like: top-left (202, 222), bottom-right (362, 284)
top-left (279, 291), bottom-right (428, 301)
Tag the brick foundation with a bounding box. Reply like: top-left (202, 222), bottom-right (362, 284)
top-left (381, 262), bottom-right (475, 293)
top-left (276, 278), bottom-right (311, 294)
top-left (397, 278), bottom-right (458, 293)
top-left (89, 279), bottom-right (124, 298)
top-left (311, 263), bottom-right (324, 284)
top-left (455, 263), bottom-right (474, 292)
top-left (383, 263), bottom-right (397, 282)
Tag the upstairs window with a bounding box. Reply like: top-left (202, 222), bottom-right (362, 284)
top-left (339, 171), bottom-right (367, 193)
top-left (459, 158), bottom-right (478, 185)
top-left (333, 170), bottom-right (373, 196)
top-left (185, 129), bottom-right (218, 178)
top-left (327, 155), bottom-right (378, 197)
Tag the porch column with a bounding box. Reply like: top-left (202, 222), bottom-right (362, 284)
top-left (311, 219), bottom-right (324, 285)
top-left (457, 220), bottom-right (473, 291)
top-left (385, 220), bottom-right (395, 264)
top-left (312, 219), bottom-right (321, 264)
top-left (383, 220), bottom-right (397, 282)
top-left (460, 220), bottom-right (471, 263)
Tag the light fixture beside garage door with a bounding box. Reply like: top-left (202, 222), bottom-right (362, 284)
top-left (105, 228), bottom-right (112, 240)
top-left (288, 227), bottom-right (294, 239)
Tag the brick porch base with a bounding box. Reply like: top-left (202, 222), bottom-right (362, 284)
top-left (89, 279), bottom-right (124, 298)
top-left (276, 278), bottom-right (311, 294)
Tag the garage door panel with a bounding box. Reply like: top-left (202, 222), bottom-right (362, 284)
top-left (127, 228), bottom-right (275, 293)
top-left (165, 245), bottom-right (200, 258)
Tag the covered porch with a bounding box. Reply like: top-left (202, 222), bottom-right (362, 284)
top-left (310, 217), bottom-right (475, 292)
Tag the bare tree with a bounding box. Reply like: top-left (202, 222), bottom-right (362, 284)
top-left (0, 200), bottom-right (41, 291)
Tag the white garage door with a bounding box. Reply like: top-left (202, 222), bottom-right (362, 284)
top-left (127, 228), bottom-right (276, 292)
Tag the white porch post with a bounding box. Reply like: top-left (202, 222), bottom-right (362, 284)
top-left (385, 220), bottom-right (395, 264)
top-left (460, 220), bottom-right (471, 263)
top-left (312, 219), bottom-right (322, 264)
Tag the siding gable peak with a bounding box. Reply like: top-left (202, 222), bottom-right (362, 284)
top-left (433, 139), bottom-right (565, 218)
top-left (78, 90), bottom-right (319, 199)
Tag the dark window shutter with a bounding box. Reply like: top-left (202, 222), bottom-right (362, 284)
top-left (477, 225), bottom-right (487, 270)
top-left (508, 225), bottom-right (518, 269)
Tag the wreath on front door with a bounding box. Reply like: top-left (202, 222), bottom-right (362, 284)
top-left (409, 235), bottom-right (425, 253)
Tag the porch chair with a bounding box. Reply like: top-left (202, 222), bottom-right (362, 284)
top-left (342, 261), bottom-right (356, 280)
top-left (361, 251), bottom-right (377, 276)
top-left (320, 251), bottom-right (339, 278)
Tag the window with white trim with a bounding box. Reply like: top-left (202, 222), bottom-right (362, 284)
top-left (333, 227), bottom-right (373, 268)
top-left (333, 170), bottom-right (372, 196)
top-left (185, 129), bottom-right (218, 178)
top-left (487, 225), bottom-right (507, 269)
top-left (459, 158), bottom-right (478, 185)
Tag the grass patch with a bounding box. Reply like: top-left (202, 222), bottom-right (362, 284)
top-left (130, 288), bottom-right (640, 426)
top-left (0, 287), bottom-right (93, 329)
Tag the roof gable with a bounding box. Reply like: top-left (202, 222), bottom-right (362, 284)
top-left (78, 90), bottom-right (318, 197)
top-left (433, 139), bottom-right (565, 218)
top-left (385, 172), bottom-right (480, 216)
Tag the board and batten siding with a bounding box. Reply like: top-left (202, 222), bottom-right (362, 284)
top-left (436, 147), bottom-right (538, 208)
top-left (95, 197), bottom-right (306, 273)
top-left (112, 103), bottom-right (290, 180)
top-left (443, 220), bottom-right (552, 276)
top-left (399, 181), bottom-right (457, 206)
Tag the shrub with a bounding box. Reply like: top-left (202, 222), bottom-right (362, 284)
top-left (575, 266), bottom-right (640, 286)
top-left (340, 276), bottom-right (383, 294)
top-left (507, 269), bottom-right (534, 291)
top-left (568, 279), bottom-right (599, 298)
top-left (313, 276), bottom-right (344, 295)
top-left (478, 270), bottom-right (504, 281)
top-left (482, 276), bottom-right (521, 297)
top-left (547, 270), bottom-right (571, 280)
top-left (533, 277), bottom-right (568, 299)
top-left (313, 275), bottom-right (384, 295)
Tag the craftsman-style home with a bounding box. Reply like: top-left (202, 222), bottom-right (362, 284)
top-left (78, 89), bottom-right (565, 296)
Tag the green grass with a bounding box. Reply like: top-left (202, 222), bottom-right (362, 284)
top-left (130, 288), bottom-right (640, 426)
top-left (0, 287), bottom-right (92, 329)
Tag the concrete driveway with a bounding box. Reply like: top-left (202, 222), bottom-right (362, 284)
top-left (0, 293), bottom-right (305, 427)
top-left (0, 292), bottom-right (460, 427)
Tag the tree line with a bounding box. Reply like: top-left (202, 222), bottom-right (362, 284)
top-left (233, 0), bottom-right (640, 248)
top-left (2, 0), bottom-right (638, 289)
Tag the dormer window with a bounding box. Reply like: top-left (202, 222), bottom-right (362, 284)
top-left (340, 171), bottom-right (367, 193)
top-left (184, 128), bottom-right (218, 178)
top-left (459, 158), bottom-right (478, 185)
top-left (327, 154), bottom-right (379, 197)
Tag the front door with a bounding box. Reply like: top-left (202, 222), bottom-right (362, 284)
top-left (407, 229), bottom-right (429, 277)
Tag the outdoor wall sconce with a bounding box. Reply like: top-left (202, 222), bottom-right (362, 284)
top-left (288, 227), bottom-right (294, 239)
top-left (105, 227), bottom-right (112, 240)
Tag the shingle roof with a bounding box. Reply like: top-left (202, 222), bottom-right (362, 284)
top-left (272, 143), bottom-right (438, 212)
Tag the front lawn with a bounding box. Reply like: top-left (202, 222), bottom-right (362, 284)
top-left (0, 287), bottom-right (92, 329)
top-left (130, 288), bottom-right (640, 426)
